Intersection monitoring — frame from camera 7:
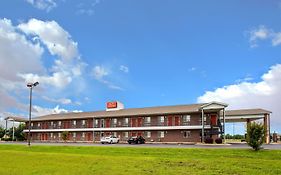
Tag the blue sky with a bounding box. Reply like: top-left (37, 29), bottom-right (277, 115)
top-left (0, 0), bottom-right (281, 134)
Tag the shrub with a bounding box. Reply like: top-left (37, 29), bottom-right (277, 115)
top-left (246, 122), bottom-right (265, 151)
top-left (215, 138), bottom-right (222, 144)
top-left (61, 131), bottom-right (69, 142)
top-left (204, 137), bottom-right (213, 144)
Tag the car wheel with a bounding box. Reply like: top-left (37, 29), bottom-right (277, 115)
top-left (101, 142), bottom-right (104, 144)
top-left (110, 140), bottom-right (113, 144)
top-left (117, 140), bottom-right (119, 143)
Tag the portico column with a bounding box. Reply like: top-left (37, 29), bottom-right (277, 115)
top-left (223, 108), bottom-right (226, 144)
top-left (201, 109), bottom-right (204, 143)
top-left (5, 119), bottom-right (7, 133)
top-left (264, 114), bottom-right (270, 144)
top-left (246, 119), bottom-right (250, 128)
top-left (93, 118), bottom-right (95, 142)
top-left (12, 119), bottom-right (15, 141)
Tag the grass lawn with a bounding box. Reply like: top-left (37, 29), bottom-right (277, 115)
top-left (0, 145), bottom-right (281, 175)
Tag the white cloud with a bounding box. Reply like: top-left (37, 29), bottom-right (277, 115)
top-left (0, 18), bottom-right (45, 114)
top-left (18, 18), bottom-right (78, 61)
top-left (0, 18), bottom-right (44, 82)
top-left (26, 0), bottom-right (57, 12)
top-left (119, 65), bottom-right (129, 73)
top-left (18, 71), bottom-right (72, 89)
top-left (248, 25), bottom-right (271, 48)
top-left (272, 32), bottom-right (281, 46)
top-left (33, 105), bottom-right (68, 116)
top-left (76, 0), bottom-right (101, 16)
top-left (32, 105), bottom-right (82, 117)
top-left (42, 96), bottom-right (72, 105)
top-left (248, 25), bottom-right (281, 47)
top-left (91, 65), bottom-right (123, 90)
top-left (0, 18), bottom-right (86, 118)
top-left (92, 66), bottom-right (109, 80)
top-left (197, 64), bottom-right (281, 132)
top-left (16, 19), bottom-right (86, 89)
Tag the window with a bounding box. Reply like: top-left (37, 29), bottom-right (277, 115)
top-left (183, 131), bottom-right (191, 138)
top-left (145, 117), bottom-right (151, 123)
top-left (82, 132), bottom-right (85, 138)
top-left (200, 114), bottom-right (207, 125)
top-left (31, 122), bottom-right (33, 127)
top-left (123, 118), bottom-right (129, 126)
top-left (112, 118), bottom-right (117, 127)
top-left (112, 132), bottom-right (117, 137)
top-left (158, 131), bottom-right (165, 138)
top-left (58, 121), bottom-right (61, 126)
top-left (73, 120), bottom-right (76, 126)
top-left (50, 133), bottom-right (53, 138)
top-left (95, 119), bottom-right (99, 127)
top-left (182, 115), bottom-right (191, 125)
top-left (58, 133), bottom-right (61, 138)
top-left (124, 132), bottom-right (128, 138)
top-left (101, 119), bottom-right (105, 128)
top-left (51, 121), bottom-right (53, 126)
top-left (73, 132), bottom-right (76, 138)
top-left (82, 120), bottom-right (86, 126)
top-left (145, 131), bottom-right (151, 138)
top-left (158, 116), bottom-right (165, 124)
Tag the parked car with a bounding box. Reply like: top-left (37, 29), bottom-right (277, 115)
top-left (127, 136), bottom-right (145, 144)
top-left (100, 136), bottom-right (119, 144)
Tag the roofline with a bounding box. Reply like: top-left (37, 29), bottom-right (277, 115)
top-left (200, 101), bottom-right (228, 109)
top-left (225, 108), bottom-right (272, 116)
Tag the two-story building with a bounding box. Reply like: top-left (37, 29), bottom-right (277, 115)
top-left (9, 101), bottom-right (270, 143)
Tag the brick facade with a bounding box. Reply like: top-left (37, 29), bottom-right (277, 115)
top-left (27, 112), bottom-right (219, 143)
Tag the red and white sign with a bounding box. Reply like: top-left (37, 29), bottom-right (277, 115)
top-left (106, 101), bottom-right (124, 111)
top-left (107, 101), bottom-right (118, 109)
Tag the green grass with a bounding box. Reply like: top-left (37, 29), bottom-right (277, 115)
top-left (0, 145), bottom-right (281, 175)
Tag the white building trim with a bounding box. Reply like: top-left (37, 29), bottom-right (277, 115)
top-left (224, 114), bottom-right (265, 120)
top-left (24, 125), bottom-right (211, 133)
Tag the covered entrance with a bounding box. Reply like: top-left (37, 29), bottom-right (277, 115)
top-left (225, 109), bottom-right (271, 144)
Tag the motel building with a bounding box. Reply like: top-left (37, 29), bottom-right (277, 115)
top-left (5, 101), bottom-right (271, 144)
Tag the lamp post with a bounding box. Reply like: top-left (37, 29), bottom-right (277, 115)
top-left (27, 82), bottom-right (39, 146)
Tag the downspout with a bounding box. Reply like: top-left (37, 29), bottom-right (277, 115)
top-left (201, 109), bottom-right (204, 143)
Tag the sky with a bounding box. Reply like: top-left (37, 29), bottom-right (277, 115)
top-left (0, 0), bottom-right (281, 134)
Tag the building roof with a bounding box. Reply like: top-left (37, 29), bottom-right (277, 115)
top-left (5, 102), bottom-right (271, 122)
top-left (4, 116), bottom-right (27, 122)
top-left (31, 103), bottom-right (205, 121)
top-left (225, 109), bottom-right (271, 116)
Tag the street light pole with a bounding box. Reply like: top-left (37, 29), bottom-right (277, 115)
top-left (27, 82), bottom-right (39, 146)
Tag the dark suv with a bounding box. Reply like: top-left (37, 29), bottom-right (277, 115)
top-left (127, 136), bottom-right (145, 144)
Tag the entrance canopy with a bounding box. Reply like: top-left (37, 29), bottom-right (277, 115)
top-left (4, 116), bottom-right (27, 122)
top-left (224, 109), bottom-right (271, 122)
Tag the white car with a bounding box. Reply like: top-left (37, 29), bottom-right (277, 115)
top-left (100, 136), bottom-right (119, 144)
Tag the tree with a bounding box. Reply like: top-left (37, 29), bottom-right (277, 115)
top-left (0, 126), bottom-right (5, 139)
top-left (7, 123), bottom-right (26, 141)
top-left (246, 122), bottom-right (265, 151)
top-left (14, 123), bottom-right (26, 141)
top-left (62, 131), bottom-right (69, 142)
